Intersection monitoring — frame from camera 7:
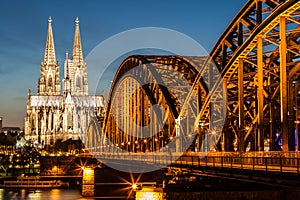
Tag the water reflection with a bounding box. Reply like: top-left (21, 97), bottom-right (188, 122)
top-left (0, 189), bottom-right (82, 200)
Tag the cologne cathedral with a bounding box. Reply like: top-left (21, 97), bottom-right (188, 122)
top-left (25, 17), bottom-right (105, 147)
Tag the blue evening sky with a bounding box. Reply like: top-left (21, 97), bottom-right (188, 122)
top-left (0, 0), bottom-right (246, 128)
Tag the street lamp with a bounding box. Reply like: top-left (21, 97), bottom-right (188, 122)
top-left (198, 121), bottom-right (208, 152)
top-left (295, 120), bottom-right (300, 151)
top-left (154, 138), bottom-right (158, 151)
top-left (143, 139), bottom-right (147, 152)
top-left (233, 139), bottom-right (238, 152)
top-left (52, 165), bottom-right (58, 176)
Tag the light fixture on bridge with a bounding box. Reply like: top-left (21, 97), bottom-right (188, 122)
top-left (132, 183), bottom-right (137, 190)
top-left (170, 136), bottom-right (173, 140)
top-left (155, 138), bottom-right (158, 142)
top-left (264, 138), bottom-right (271, 144)
top-left (199, 122), bottom-right (209, 127)
top-left (83, 167), bottom-right (93, 176)
top-left (135, 140), bottom-right (138, 144)
top-left (143, 139), bottom-right (147, 143)
top-left (127, 142), bottom-right (131, 145)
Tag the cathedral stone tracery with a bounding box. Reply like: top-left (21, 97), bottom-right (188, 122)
top-left (25, 17), bottom-right (105, 147)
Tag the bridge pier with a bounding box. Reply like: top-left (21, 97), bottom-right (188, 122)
top-left (82, 167), bottom-right (94, 197)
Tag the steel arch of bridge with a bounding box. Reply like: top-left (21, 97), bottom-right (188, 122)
top-left (88, 0), bottom-right (300, 154)
top-left (98, 55), bottom-right (211, 153)
top-left (190, 0), bottom-right (300, 152)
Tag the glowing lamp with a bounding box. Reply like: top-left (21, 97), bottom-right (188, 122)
top-left (132, 183), bottom-right (138, 190)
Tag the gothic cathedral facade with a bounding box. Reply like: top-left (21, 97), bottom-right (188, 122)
top-left (25, 17), bottom-right (105, 147)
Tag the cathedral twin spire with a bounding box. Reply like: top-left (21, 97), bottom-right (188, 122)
top-left (43, 16), bottom-right (83, 66)
top-left (39, 16), bottom-right (88, 96)
top-left (63, 16), bottom-right (88, 96)
top-left (43, 16), bottom-right (56, 65)
top-left (72, 17), bottom-right (84, 65)
top-left (38, 16), bottom-right (60, 95)
top-left (25, 16), bottom-right (103, 147)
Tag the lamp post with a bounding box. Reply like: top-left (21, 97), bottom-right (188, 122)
top-left (198, 121), bottom-right (208, 152)
top-left (143, 139), bottom-right (147, 152)
top-left (175, 116), bottom-right (182, 152)
top-left (134, 140), bottom-right (138, 152)
top-left (295, 120), bottom-right (300, 151)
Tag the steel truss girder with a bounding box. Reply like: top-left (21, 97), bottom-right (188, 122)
top-left (195, 0), bottom-right (300, 151)
top-left (99, 0), bottom-right (300, 153)
top-left (103, 56), bottom-right (208, 152)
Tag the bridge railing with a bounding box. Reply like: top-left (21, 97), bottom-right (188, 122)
top-left (177, 153), bottom-right (300, 174)
top-left (79, 151), bottom-right (300, 174)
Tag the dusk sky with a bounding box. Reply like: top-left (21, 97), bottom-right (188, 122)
top-left (0, 0), bottom-right (246, 128)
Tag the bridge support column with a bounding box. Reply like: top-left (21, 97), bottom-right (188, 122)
top-left (82, 167), bottom-right (94, 197)
top-left (280, 16), bottom-right (288, 152)
top-left (269, 101), bottom-right (276, 151)
top-left (295, 83), bottom-right (300, 151)
top-left (176, 138), bottom-right (182, 152)
top-left (288, 81), bottom-right (295, 151)
top-left (238, 58), bottom-right (245, 151)
top-left (175, 117), bottom-right (182, 152)
top-left (257, 36), bottom-right (264, 151)
top-left (223, 126), bottom-right (234, 151)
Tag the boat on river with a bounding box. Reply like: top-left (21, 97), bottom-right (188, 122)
top-left (0, 175), bottom-right (69, 188)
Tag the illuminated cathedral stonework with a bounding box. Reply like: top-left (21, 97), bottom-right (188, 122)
top-left (25, 17), bottom-right (105, 146)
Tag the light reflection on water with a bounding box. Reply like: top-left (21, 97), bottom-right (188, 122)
top-left (0, 188), bottom-right (88, 200)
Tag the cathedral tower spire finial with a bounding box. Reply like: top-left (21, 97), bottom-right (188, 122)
top-left (44, 16), bottom-right (56, 65)
top-left (69, 17), bottom-right (88, 96)
top-left (72, 17), bottom-right (83, 63)
top-left (48, 16), bottom-right (52, 24)
top-left (38, 16), bottom-right (60, 95)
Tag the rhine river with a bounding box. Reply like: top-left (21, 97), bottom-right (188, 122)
top-left (0, 189), bottom-right (87, 200)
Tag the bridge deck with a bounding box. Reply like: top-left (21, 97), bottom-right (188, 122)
top-left (80, 151), bottom-right (300, 174)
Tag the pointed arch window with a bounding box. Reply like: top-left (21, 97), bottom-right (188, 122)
top-left (48, 76), bottom-right (53, 87)
top-left (76, 75), bottom-right (81, 88)
top-left (67, 110), bottom-right (73, 128)
top-left (31, 114), bottom-right (36, 130)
